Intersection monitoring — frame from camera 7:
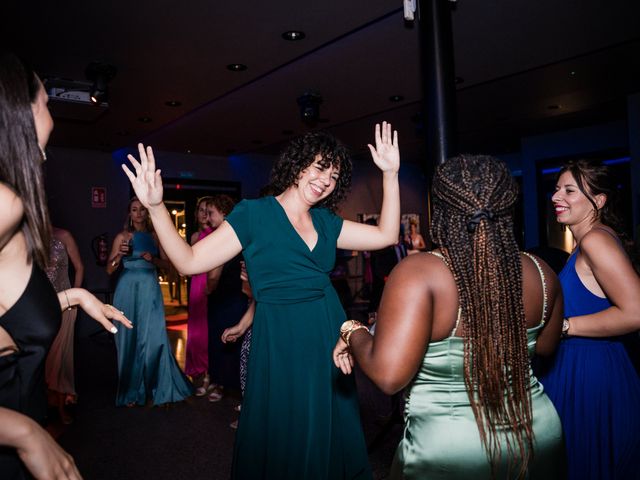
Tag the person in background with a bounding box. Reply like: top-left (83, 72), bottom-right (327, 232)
top-left (334, 155), bottom-right (565, 479)
top-left (106, 197), bottom-right (192, 407)
top-left (122, 121), bottom-right (400, 479)
top-left (205, 194), bottom-right (248, 403)
top-left (0, 51), bottom-right (130, 480)
top-left (538, 159), bottom-right (640, 480)
top-left (45, 226), bottom-right (84, 424)
top-left (186, 196), bottom-right (213, 396)
top-left (404, 217), bottom-right (426, 254)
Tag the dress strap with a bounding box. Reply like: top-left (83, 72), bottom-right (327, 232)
top-left (522, 252), bottom-right (548, 325)
top-left (425, 251), bottom-right (462, 336)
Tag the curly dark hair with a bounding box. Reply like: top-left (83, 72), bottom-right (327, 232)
top-left (431, 154), bottom-right (533, 477)
top-left (270, 131), bottom-right (352, 212)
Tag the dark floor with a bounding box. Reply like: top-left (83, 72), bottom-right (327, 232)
top-left (50, 307), bottom-right (402, 480)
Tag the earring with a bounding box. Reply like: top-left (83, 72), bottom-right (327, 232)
top-left (129, 216), bottom-right (133, 229)
top-left (38, 145), bottom-right (47, 162)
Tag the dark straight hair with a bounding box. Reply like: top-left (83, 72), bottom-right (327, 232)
top-left (0, 52), bottom-right (51, 268)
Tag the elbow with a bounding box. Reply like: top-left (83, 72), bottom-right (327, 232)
top-left (377, 378), bottom-right (405, 396)
top-left (370, 370), bottom-right (406, 395)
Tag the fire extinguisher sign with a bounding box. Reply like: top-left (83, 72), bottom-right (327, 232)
top-left (91, 187), bottom-right (107, 208)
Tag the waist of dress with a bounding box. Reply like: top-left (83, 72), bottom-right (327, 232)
top-left (254, 280), bottom-right (334, 305)
top-left (123, 260), bottom-right (156, 271)
top-left (559, 334), bottom-right (635, 346)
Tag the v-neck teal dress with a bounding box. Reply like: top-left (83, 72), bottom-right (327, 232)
top-left (226, 196), bottom-right (371, 480)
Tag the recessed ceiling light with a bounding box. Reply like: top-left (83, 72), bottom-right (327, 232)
top-left (165, 100), bottom-right (182, 107)
top-left (389, 95), bottom-right (404, 102)
top-left (138, 116), bottom-right (152, 123)
top-left (282, 30), bottom-right (306, 41)
top-left (570, 71), bottom-right (577, 76)
top-left (227, 63), bottom-right (247, 72)
top-left (547, 104), bottom-right (561, 110)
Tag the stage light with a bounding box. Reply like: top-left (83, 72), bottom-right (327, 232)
top-left (85, 62), bottom-right (117, 105)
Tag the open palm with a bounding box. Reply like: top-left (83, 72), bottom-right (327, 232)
top-left (121, 143), bottom-right (164, 208)
top-left (368, 121), bottom-right (400, 173)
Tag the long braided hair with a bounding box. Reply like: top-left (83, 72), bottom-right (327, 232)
top-left (431, 155), bottom-right (533, 477)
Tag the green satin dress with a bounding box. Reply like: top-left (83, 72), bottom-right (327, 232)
top-left (390, 254), bottom-right (565, 479)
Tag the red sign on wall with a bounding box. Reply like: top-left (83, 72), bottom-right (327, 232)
top-left (91, 187), bottom-right (107, 208)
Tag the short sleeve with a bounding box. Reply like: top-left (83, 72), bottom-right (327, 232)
top-left (313, 207), bottom-right (344, 242)
top-left (225, 199), bottom-right (253, 248)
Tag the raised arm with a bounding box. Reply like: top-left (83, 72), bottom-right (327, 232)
top-left (566, 230), bottom-right (640, 336)
top-left (337, 122), bottom-right (400, 252)
top-left (333, 254), bottom-right (433, 394)
top-left (122, 144), bottom-right (242, 274)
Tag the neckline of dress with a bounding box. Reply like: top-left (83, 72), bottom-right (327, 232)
top-left (271, 196), bottom-right (319, 253)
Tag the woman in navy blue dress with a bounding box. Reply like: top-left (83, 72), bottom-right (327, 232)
top-left (539, 159), bottom-right (640, 479)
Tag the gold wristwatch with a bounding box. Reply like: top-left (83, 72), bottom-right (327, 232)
top-left (340, 320), bottom-right (368, 347)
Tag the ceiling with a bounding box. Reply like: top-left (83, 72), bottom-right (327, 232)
top-left (5, 0), bottom-right (640, 162)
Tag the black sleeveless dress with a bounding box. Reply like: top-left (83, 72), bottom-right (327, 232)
top-left (0, 264), bottom-right (61, 479)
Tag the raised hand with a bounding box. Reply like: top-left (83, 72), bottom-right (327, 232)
top-left (122, 143), bottom-right (164, 208)
top-left (368, 121), bottom-right (399, 174)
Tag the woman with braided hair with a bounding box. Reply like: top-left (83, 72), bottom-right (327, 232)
top-left (334, 154), bottom-right (565, 479)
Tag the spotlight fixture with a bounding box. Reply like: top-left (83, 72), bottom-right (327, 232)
top-left (138, 116), bottom-right (152, 123)
top-left (389, 95), bottom-right (404, 102)
top-left (85, 62), bottom-right (117, 105)
top-left (227, 63), bottom-right (247, 72)
top-left (165, 100), bottom-right (182, 107)
top-left (282, 30), bottom-right (306, 41)
top-left (297, 91), bottom-right (323, 125)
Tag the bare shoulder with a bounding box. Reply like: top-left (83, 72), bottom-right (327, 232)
top-left (580, 227), bottom-right (620, 254)
top-left (521, 252), bottom-right (559, 291)
top-left (54, 228), bottom-right (72, 243)
top-left (389, 250), bottom-right (453, 289)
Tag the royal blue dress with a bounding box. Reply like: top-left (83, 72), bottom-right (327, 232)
top-left (113, 231), bottom-right (192, 406)
top-left (538, 248), bottom-right (640, 479)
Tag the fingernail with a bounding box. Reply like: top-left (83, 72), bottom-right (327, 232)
top-left (110, 327), bottom-right (118, 334)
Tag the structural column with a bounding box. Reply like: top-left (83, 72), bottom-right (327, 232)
top-left (627, 93), bottom-right (640, 240)
top-left (418, 0), bottom-right (457, 173)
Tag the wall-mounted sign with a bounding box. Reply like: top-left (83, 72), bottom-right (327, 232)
top-left (91, 187), bottom-right (107, 208)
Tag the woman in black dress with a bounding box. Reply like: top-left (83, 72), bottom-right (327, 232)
top-left (0, 52), bottom-right (131, 479)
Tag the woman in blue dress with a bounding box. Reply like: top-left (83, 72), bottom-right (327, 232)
top-left (539, 159), bottom-right (640, 479)
top-left (107, 198), bottom-right (192, 407)
top-left (122, 122), bottom-right (400, 479)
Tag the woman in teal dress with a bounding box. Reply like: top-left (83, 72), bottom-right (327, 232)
top-left (107, 198), bottom-right (192, 406)
top-left (334, 155), bottom-right (566, 479)
top-left (122, 122), bottom-right (400, 479)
